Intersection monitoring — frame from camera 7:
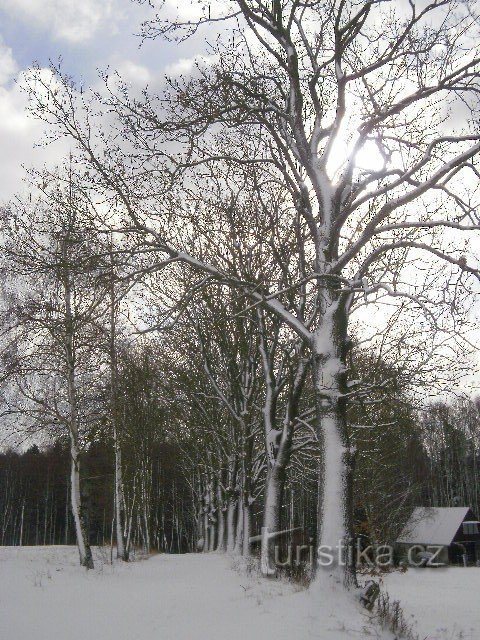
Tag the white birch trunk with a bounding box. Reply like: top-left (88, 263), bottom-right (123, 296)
top-left (109, 265), bottom-right (128, 561)
top-left (63, 240), bottom-right (93, 570)
top-left (70, 445), bottom-right (93, 568)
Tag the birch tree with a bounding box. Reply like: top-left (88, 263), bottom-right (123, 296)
top-left (0, 174), bottom-right (108, 568)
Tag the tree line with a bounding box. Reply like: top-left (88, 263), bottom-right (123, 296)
top-left (1, 320), bottom-right (479, 563)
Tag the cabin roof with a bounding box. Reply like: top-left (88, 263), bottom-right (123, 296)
top-left (397, 507), bottom-right (471, 545)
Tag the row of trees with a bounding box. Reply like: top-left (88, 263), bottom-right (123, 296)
top-left (0, 437), bottom-right (195, 553)
top-left (1, 316), bottom-right (479, 564)
top-left (0, 0), bottom-right (479, 594)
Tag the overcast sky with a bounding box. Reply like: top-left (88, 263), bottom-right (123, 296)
top-left (0, 0), bottom-right (209, 200)
top-left (1, 0), bottom-right (479, 396)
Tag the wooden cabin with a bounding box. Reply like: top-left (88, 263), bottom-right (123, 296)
top-left (396, 507), bottom-right (480, 566)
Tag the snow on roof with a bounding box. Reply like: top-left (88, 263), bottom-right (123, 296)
top-left (397, 507), bottom-right (470, 545)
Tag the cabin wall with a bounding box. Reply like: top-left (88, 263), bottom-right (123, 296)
top-left (452, 509), bottom-right (480, 544)
top-left (395, 543), bottom-right (449, 566)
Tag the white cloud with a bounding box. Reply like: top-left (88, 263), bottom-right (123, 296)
top-left (164, 54), bottom-right (217, 77)
top-left (0, 38), bottom-right (17, 85)
top-left (164, 0), bottom-right (230, 23)
top-left (0, 67), bottom-right (70, 202)
top-left (164, 58), bottom-right (197, 76)
top-left (116, 61), bottom-right (151, 87)
top-left (0, 0), bottom-right (118, 43)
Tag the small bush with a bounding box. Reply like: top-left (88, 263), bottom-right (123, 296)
top-left (375, 591), bottom-right (419, 640)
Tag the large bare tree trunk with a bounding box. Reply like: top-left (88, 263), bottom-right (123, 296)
top-left (312, 295), bottom-right (355, 587)
top-left (261, 462), bottom-right (285, 576)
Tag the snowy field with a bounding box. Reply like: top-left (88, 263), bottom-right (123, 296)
top-left (0, 546), bottom-right (478, 640)
top-left (383, 566), bottom-right (480, 640)
top-left (0, 546), bottom-right (377, 640)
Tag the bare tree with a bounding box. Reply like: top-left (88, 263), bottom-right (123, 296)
top-left (0, 173), bottom-right (108, 568)
top-left (25, 0), bottom-right (480, 589)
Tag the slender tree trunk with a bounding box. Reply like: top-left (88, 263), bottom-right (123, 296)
top-left (226, 497), bottom-right (236, 552)
top-left (125, 482), bottom-right (135, 556)
top-left (65, 478), bottom-right (69, 544)
top-left (258, 333), bottom-right (308, 576)
top-left (43, 478), bottom-right (49, 545)
top-left (216, 483), bottom-right (226, 552)
top-left (203, 488), bottom-right (210, 553)
top-left (113, 434), bottom-right (128, 560)
top-left (208, 478), bottom-right (216, 551)
top-left (234, 496), bottom-right (243, 555)
top-left (63, 238), bottom-right (93, 570)
top-left (226, 458), bottom-right (237, 552)
top-left (242, 501), bottom-right (251, 557)
top-left (69, 444), bottom-right (93, 568)
top-left (35, 502), bottom-right (39, 546)
top-left (209, 523), bottom-right (216, 551)
top-left (109, 257), bottom-right (129, 561)
top-left (196, 487), bottom-right (205, 551)
top-left (19, 501), bottom-right (24, 547)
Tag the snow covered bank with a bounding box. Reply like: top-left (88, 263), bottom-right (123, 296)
top-left (383, 566), bottom-right (479, 640)
top-left (0, 546), bottom-right (380, 640)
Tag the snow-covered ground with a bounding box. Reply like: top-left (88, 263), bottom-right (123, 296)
top-left (0, 546), bottom-right (379, 640)
top-left (383, 566), bottom-right (479, 640)
top-left (0, 547), bottom-right (478, 640)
